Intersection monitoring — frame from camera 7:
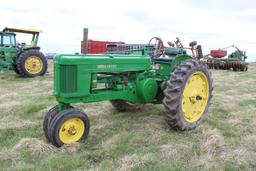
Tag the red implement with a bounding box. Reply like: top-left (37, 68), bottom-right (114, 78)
top-left (210, 50), bottom-right (227, 58)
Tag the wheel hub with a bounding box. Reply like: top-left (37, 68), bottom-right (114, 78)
top-left (182, 71), bottom-right (209, 123)
top-left (189, 95), bottom-right (203, 104)
top-left (68, 126), bottom-right (77, 135)
top-left (24, 56), bottom-right (43, 74)
top-left (196, 95), bottom-right (203, 101)
top-left (59, 118), bottom-right (85, 144)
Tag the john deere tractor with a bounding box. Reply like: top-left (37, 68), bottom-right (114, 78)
top-left (44, 37), bottom-right (213, 147)
top-left (0, 27), bottom-right (47, 77)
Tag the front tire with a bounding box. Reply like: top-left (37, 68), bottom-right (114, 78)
top-left (43, 105), bottom-right (74, 141)
top-left (17, 49), bottom-right (48, 77)
top-left (43, 105), bottom-right (59, 141)
top-left (48, 108), bottom-right (90, 147)
top-left (163, 59), bottom-right (213, 130)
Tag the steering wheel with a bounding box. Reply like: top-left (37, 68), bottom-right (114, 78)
top-left (17, 42), bottom-right (26, 49)
top-left (148, 37), bottom-right (164, 57)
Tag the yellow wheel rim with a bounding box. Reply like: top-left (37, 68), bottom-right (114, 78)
top-left (182, 71), bottom-right (209, 123)
top-left (59, 118), bottom-right (85, 144)
top-left (24, 56), bottom-right (43, 74)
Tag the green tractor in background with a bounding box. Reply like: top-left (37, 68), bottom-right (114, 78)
top-left (43, 36), bottom-right (213, 147)
top-left (0, 27), bottom-right (48, 77)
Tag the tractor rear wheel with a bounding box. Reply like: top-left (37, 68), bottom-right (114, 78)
top-left (163, 59), bottom-right (213, 130)
top-left (110, 100), bottom-right (144, 112)
top-left (17, 49), bottom-right (48, 77)
top-left (48, 108), bottom-right (90, 147)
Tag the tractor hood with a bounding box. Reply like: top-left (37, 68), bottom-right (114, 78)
top-left (54, 53), bottom-right (152, 72)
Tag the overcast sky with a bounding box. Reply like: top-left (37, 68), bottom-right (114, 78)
top-left (1, 0), bottom-right (256, 61)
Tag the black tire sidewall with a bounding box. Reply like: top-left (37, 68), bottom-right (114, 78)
top-left (43, 105), bottom-right (59, 141)
top-left (48, 109), bottom-right (90, 147)
top-left (44, 105), bottom-right (74, 142)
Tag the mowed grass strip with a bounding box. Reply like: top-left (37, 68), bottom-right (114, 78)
top-left (0, 61), bottom-right (255, 170)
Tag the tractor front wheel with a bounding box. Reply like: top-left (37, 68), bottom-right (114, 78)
top-left (17, 49), bottom-right (48, 77)
top-left (43, 105), bottom-right (59, 141)
top-left (43, 105), bottom-right (74, 141)
top-left (163, 59), bottom-right (213, 130)
top-left (48, 108), bottom-right (90, 147)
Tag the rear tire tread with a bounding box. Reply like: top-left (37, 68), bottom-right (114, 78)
top-left (163, 59), bottom-right (213, 130)
top-left (17, 49), bottom-right (48, 77)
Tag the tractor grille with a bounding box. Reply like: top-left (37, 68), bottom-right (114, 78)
top-left (60, 65), bottom-right (77, 93)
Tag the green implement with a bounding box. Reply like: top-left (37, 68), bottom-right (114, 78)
top-left (206, 45), bottom-right (248, 71)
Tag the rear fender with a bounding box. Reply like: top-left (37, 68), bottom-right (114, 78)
top-left (170, 54), bottom-right (192, 72)
top-left (16, 46), bottom-right (41, 57)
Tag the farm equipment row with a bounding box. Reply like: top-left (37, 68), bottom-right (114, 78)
top-left (204, 45), bottom-right (248, 71)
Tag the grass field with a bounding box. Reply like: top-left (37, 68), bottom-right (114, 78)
top-left (0, 61), bottom-right (256, 171)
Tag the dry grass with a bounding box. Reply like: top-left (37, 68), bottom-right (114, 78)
top-left (114, 154), bottom-right (150, 171)
top-left (12, 138), bottom-right (57, 154)
top-left (199, 128), bottom-right (225, 157)
top-left (0, 61), bottom-right (256, 170)
top-left (0, 115), bottom-right (36, 131)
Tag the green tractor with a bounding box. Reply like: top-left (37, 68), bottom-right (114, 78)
top-left (0, 27), bottom-right (48, 77)
top-left (44, 37), bottom-right (213, 147)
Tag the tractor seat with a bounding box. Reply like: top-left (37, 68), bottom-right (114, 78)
top-left (153, 57), bottom-right (173, 62)
top-left (165, 49), bottom-right (179, 56)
